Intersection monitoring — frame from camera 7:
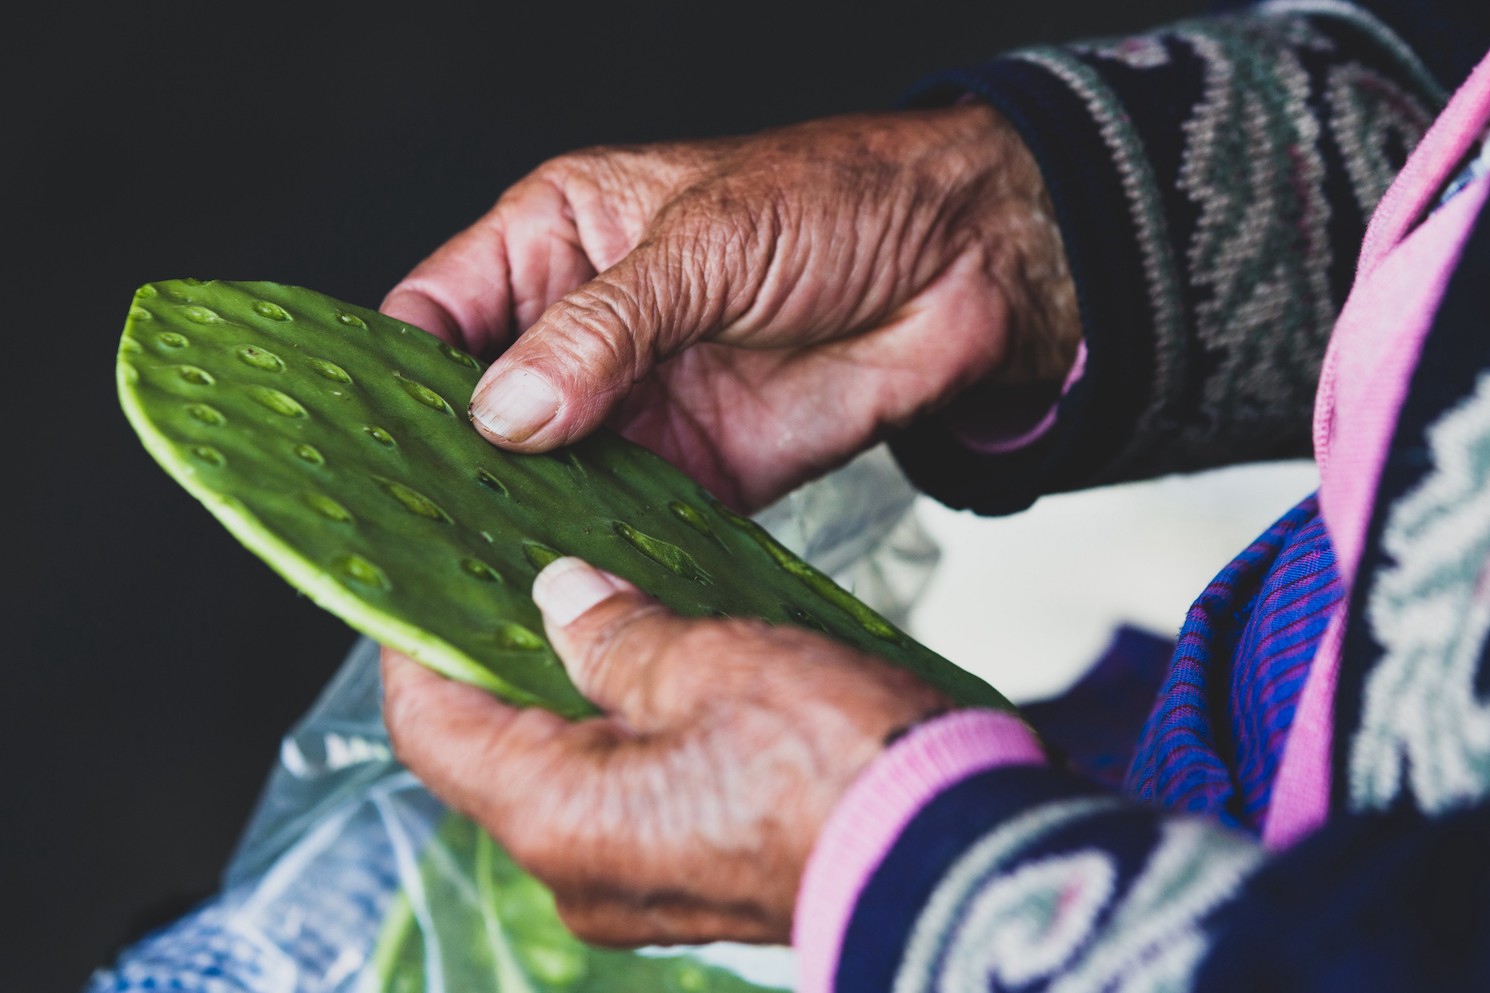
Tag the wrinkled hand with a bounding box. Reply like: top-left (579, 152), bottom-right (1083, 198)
top-left (381, 557), bottom-right (953, 946)
top-left (382, 104), bottom-right (1075, 510)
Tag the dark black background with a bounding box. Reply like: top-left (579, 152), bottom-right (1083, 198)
top-left (9, 2), bottom-right (1191, 988)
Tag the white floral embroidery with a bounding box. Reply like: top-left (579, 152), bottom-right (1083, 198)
top-left (1046, 820), bottom-right (1259, 993)
top-left (893, 798), bottom-right (1122, 993)
top-left (893, 804), bottom-right (1262, 993)
top-left (1354, 372), bottom-right (1490, 813)
top-left (941, 852), bottom-right (1117, 988)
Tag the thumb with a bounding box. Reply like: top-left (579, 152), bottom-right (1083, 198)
top-left (533, 557), bottom-right (704, 729)
top-left (467, 227), bottom-right (748, 451)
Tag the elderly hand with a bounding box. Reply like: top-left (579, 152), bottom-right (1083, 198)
top-left (381, 557), bottom-right (954, 946)
top-left (382, 104), bottom-right (1075, 511)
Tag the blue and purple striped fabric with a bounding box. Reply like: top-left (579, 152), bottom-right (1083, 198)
top-left (1125, 493), bottom-right (1341, 832)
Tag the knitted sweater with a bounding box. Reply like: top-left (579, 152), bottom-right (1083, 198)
top-left (796, 5), bottom-right (1490, 992)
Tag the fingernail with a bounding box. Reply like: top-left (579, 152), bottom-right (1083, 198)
top-left (471, 369), bottom-right (559, 443)
top-left (533, 558), bottom-right (627, 627)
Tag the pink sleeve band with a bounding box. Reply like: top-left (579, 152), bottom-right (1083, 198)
top-left (1265, 52), bottom-right (1490, 850)
top-left (950, 343), bottom-right (1088, 454)
top-left (791, 709), bottom-right (1046, 993)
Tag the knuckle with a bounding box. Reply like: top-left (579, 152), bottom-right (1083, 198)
top-left (530, 148), bottom-right (604, 186)
top-left (544, 287), bottom-right (645, 380)
top-left (498, 812), bottom-right (553, 870)
top-left (576, 601), bottom-right (674, 688)
top-left (656, 617), bottom-right (782, 702)
top-left (672, 179), bottom-right (776, 251)
top-left (462, 712), bottom-right (567, 838)
top-left (664, 181), bottom-right (784, 323)
top-left (676, 617), bottom-right (761, 659)
top-left (384, 701), bottom-right (467, 803)
top-left (532, 145), bottom-right (664, 214)
top-left (552, 898), bottom-right (611, 945)
top-left (383, 718), bottom-right (415, 769)
top-left (380, 687), bottom-right (421, 760)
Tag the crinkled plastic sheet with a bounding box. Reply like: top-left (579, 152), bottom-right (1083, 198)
top-left (86, 446), bottom-right (939, 993)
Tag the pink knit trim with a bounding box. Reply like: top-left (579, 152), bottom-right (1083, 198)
top-left (1272, 181), bottom-right (1487, 846)
top-left (1262, 611), bottom-right (1344, 849)
top-left (1276, 52), bottom-right (1490, 849)
top-left (792, 709), bottom-right (1045, 993)
top-left (1316, 50), bottom-right (1490, 481)
top-left (1356, 54), bottom-right (1490, 278)
top-left (952, 343), bottom-right (1088, 454)
top-left (1317, 176), bottom-right (1488, 587)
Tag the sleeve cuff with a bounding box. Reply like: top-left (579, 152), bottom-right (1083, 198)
top-left (948, 342), bottom-right (1088, 454)
top-left (791, 709), bottom-right (1046, 993)
top-left (893, 8), bottom-right (1436, 513)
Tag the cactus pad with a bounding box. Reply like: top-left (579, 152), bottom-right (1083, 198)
top-left (118, 279), bottom-right (1012, 718)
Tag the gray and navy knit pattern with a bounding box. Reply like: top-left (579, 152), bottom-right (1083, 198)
top-left (894, 1), bottom-right (1442, 513)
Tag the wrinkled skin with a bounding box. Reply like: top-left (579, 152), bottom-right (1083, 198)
top-left (380, 105), bottom-right (1072, 946)
top-left (382, 104), bottom-right (1076, 511)
top-left (384, 558), bottom-right (954, 945)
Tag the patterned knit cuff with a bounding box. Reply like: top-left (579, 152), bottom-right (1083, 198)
top-left (949, 343), bottom-right (1087, 455)
top-left (792, 709), bottom-right (1045, 993)
top-left (891, 3), bottom-right (1441, 515)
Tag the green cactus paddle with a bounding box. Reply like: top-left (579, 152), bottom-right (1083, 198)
top-left (118, 279), bottom-right (1012, 718)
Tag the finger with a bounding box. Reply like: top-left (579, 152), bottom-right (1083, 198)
top-left (380, 647), bottom-right (617, 822)
top-left (498, 174), bottom-right (602, 332)
top-left (381, 213), bottom-right (515, 357)
top-left (532, 557), bottom-right (703, 727)
top-left (466, 210), bottom-right (762, 450)
top-left (552, 889), bottom-right (787, 948)
top-left (382, 167), bottom-right (612, 356)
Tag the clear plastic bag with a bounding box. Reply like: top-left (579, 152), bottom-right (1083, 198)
top-left (86, 446), bottom-right (939, 993)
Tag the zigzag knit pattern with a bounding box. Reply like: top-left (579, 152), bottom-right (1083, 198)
top-left (891, 2), bottom-right (1439, 514)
